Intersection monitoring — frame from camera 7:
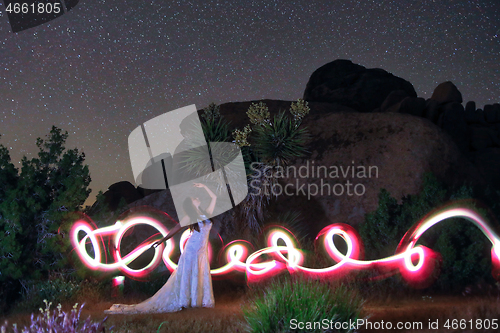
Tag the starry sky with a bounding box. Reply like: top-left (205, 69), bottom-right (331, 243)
top-left (0, 0), bottom-right (499, 206)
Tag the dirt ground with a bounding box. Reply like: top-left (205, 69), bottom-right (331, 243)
top-left (3, 291), bottom-right (500, 333)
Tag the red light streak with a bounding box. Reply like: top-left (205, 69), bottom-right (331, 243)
top-left (70, 206), bottom-right (500, 287)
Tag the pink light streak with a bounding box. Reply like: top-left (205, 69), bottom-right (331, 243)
top-left (70, 205), bottom-right (500, 287)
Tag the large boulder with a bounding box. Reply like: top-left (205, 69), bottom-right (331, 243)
top-left (474, 148), bottom-right (500, 190)
top-left (386, 96), bottom-right (426, 117)
top-left (484, 104), bottom-right (500, 123)
top-left (303, 60), bottom-right (417, 112)
top-left (272, 111), bottom-right (483, 235)
top-left (430, 81), bottom-right (463, 104)
top-left (464, 102), bottom-right (486, 124)
top-left (127, 189), bottom-right (178, 219)
top-left (424, 99), bottom-right (441, 123)
top-left (470, 125), bottom-right (500, 151)
top-left (465, 101), bottom-right (476, 113)
top-left (217, 100), bottom-right (484, 237)
top-left (438, 102), bottom-right (469, 154)
top-left (380, 90), bottom-right (410, 112)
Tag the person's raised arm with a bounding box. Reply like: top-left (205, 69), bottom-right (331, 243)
top-left (194, 183), bottom-right (217, 216)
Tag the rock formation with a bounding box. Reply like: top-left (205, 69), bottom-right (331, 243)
top-left (303, 59), bottom-right (417, 112)
top-left (263, 111), bottom-right (482, 235)
top-left (100, 59), bottom-right (500, 237)
top-left (90, 181), bottom-right (143, 213)
top-left (377, 77), bottom-right (500, 190)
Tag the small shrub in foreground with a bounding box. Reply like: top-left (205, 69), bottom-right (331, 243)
top-left (16, 278), bottom-right (81, 312)
top-left (243, 276), bottom-right (364, 333)
top-left (1, 300), bottom-right (108, 333)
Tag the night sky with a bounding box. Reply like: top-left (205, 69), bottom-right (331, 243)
top-left (0, 0), bottom-right (499, 206)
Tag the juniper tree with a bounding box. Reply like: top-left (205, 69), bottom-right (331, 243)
top-left (0, 126), bottom-right (91, 313)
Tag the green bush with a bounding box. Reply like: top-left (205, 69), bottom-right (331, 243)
top-left (16, 278), bottom-right (81, 311)
top-left (243, 276), bottom-right (364, 333)
top-left (0, 127), bottom-right (91, 313)
top-left (360, 173), bottom-right (493, 291)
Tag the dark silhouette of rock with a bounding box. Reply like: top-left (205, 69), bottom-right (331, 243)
top-left (380, 90), bottom-right (409, 112)
top-left (465, 101), bottom-right (476, 113)
top-left (465, 106), bottom-right (486, 124)
top-left (438, 102), bottom-right (469, 154)
top-left (384, 96), bottom-right (425, 116)
top-left (484, 104), bottom-right (500, 123)
top-left (285, 111), bottom-right (482, 233)
top-left (424, 99), bottom-right (441, 123)
top-left (477, 109), bottom-right (484, 122)
top-left (137, 186), bottom-right (162, 198)
top-left (394, 97), bottom-right (426, 117)
top-left (474, 148), bottom-right (500, 189)
top-left (430, 81), bottom-right (463, 104)
top-left (470, 126), bottom-right (500, 151)
top-left (102, 181), bottom-right (143, 211)
top-left (303, 60), bottom-right (417, 112)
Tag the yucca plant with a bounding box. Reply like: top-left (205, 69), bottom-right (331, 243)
top-left (229, 100), bottom-right (310, 234)
top-left (200, 103), bottom-right (232, 143)
top-left (252, 111), bottom-right (309, 167)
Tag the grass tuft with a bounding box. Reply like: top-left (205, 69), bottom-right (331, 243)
top-left (243, 275), bottom-right (364, 333)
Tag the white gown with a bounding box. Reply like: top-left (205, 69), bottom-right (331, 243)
top-left (105, 217), bottom-right (214, 314)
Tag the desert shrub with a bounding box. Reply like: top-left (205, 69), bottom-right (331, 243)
top-left (15, 276), bottom-right (111, 312)
top-left (243, 275), bottom-right (364, 333)
top-left (360, 173), bottom-right (494, 292)
top-left (16, 278), bottom-right (81, 312)
top-left (1, 301), bottom-right (108, 333)
top-left (360, 173), bottom-right (446, 259)
top-left (0, 127), bottom-right (91, 313)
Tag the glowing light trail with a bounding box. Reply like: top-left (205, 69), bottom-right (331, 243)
top-left (71, 205), bottom-right (500, 287)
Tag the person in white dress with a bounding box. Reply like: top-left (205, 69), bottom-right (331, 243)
top-left (105, 183), bottom-right (216, 314)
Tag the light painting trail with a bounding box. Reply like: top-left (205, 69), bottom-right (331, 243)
top-left (70, 205), bottom-right (500, 287)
